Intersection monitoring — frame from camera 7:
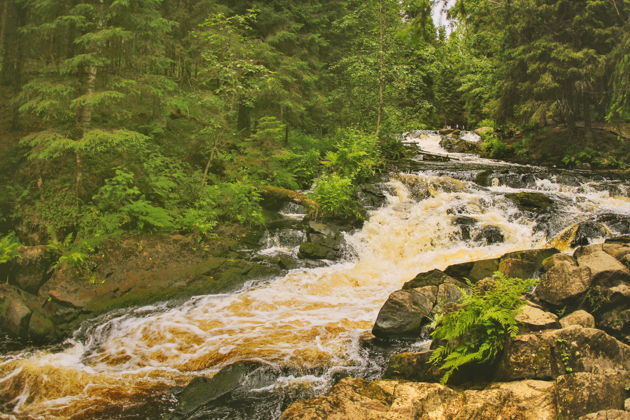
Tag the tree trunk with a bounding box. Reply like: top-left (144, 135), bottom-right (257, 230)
top-left (375, 0), bottom-right (385, 138)
top-left (76, 64), bottom-right (97, 196)
top-left (583, 96), bottom-right (593, 141)
top-left (200, 141), bottom-right (217, 190)
top-left (0, 0), bottom-right (8, 53)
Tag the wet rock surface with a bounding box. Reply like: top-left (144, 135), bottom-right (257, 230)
top-left (170, 361), bottom-right (281, 420)
top-left (506, 192), bottom-right (554, 213)
top-left (298, 221), bottom-right (345, 260)
top-left (302, 240), bottom-right (630, 420)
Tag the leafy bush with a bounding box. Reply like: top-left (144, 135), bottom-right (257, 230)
top-left (0, 233), bottom-right (21, 264)
top-left (324, 129), bottom-right (382, 182)
top-left (481, 133), bottom-right (511, 159)
top-left (92, 169), bottom-right (174, 233)
top-left (205, 181), bottom-right (264, 226)
top-left (311, 174), bottom-right (362, 220)
top-left (477, 119), bottom-right (496, 129)
top-left (429, 272), bottom-right (537, 384)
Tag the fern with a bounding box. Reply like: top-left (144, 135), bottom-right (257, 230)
top-left (0, 234), bottom-right (22, 264)
top-left (429, 272), bottom-right (537, 384)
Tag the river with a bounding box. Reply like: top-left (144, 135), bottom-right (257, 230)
top-left (1, 132), bottom-right (629, 419)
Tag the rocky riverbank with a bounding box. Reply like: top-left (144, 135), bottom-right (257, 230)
top-left (0, 183), bottom-right (382, 345)
top-left (281, 237), bottom-right (630, 419)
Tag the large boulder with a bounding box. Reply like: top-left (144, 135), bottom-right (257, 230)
top-left (38, 235), bottom-right (280, 340)
top-left (495, 326), bottom-right (630, 381)
top-left (555, 372), bottom-right (628, 419)
top-left (298, 221), bottom-right (344, 260)
top-left (560, 310), bottom-right (596, 329)
top-left (499, 248), bottom-right (559, 279)
top-left (603, 237), bottom-right (630, 269)
top-left (535, 253), bottom-right (592, 305)
top-left (402, 269), bottom-right (463, 290)
top-left (579, 410), bottom-right (630, 420)
top-left (515, 302), bottom-right (560, 332)
top-left (374, 271), bottom-right (465, 338)
top-left (574, 244), bottom-right (630, 287)
top-left (444, 257), bottom-right (500, 283)
top-left (443, 248), bottom-right (557, 283)
top-left (0, 283), bottom-right (57, 342)
top-left (385, 350), bottom-right (443, 383)
top-left (384, 350), bottom-right (492, 385)
top-left (550, 222), bottom-right (611, 251)
top-left (372, 286), bottom-right (438, 338)
top-left (599, 306), bottom-right (630, 344)
top-left (8, 245), bottom-right (57, 294)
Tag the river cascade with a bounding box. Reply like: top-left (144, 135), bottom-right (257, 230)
top-left (1, 132), bottom-right (629, 419)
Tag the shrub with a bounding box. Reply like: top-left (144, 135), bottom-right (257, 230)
top-left (429, 272), bottom-right (537, 384)
top-left (0, 233), bottom-right (21, 264)
top-left (311, 174), bottom-right (362, 220)
top-left (205, 181), bottom-right (264, 226)
top-left (481, 133), bottom-right (511, 159)
top-left (92, 168), bottom-right (174, 233)
top-left (324, 129), bottom-right (382, 182)
top-left (477, 119), bottom-right (496, 129)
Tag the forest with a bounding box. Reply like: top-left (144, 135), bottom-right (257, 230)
top-left (0, 0), bottom-right (628, 257)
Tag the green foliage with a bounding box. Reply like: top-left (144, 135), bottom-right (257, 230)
top-left (582, 285), bottom-right (610, 314)
top-left (556, 338), bottom-right (573, 373)
top-left (324, 129), bottom-right (382, 182)
top-left (481, 132), bottom-right (511, 159)
top-left (92, 169), bottom-right (174, 233)
top-left (311, 174), bottom-right (362, 221)
top-left (205, 181), bottom-right (264, 226)
top-left (0, 233), bottom-right (21, 264)
top-left (429, 273), bottom-right (538, 384)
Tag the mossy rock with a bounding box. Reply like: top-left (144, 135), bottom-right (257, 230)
top-left (506, 192), bottom-right (554, 213)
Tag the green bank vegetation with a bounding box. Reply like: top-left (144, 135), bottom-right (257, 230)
top-left (0, 0), bottom-right (627, 261)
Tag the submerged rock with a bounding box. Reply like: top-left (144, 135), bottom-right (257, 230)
top-left (171, 361), bottom-right (279, 420)
top-left (473, 225), bottom-right (505, 245)
top-left (506, 192), bottom-right (554, 213)
top-left (298, 221), bottom-right (345, 260)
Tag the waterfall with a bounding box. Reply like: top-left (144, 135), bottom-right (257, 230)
top-left (1, 133), bottom-right (629, 419)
